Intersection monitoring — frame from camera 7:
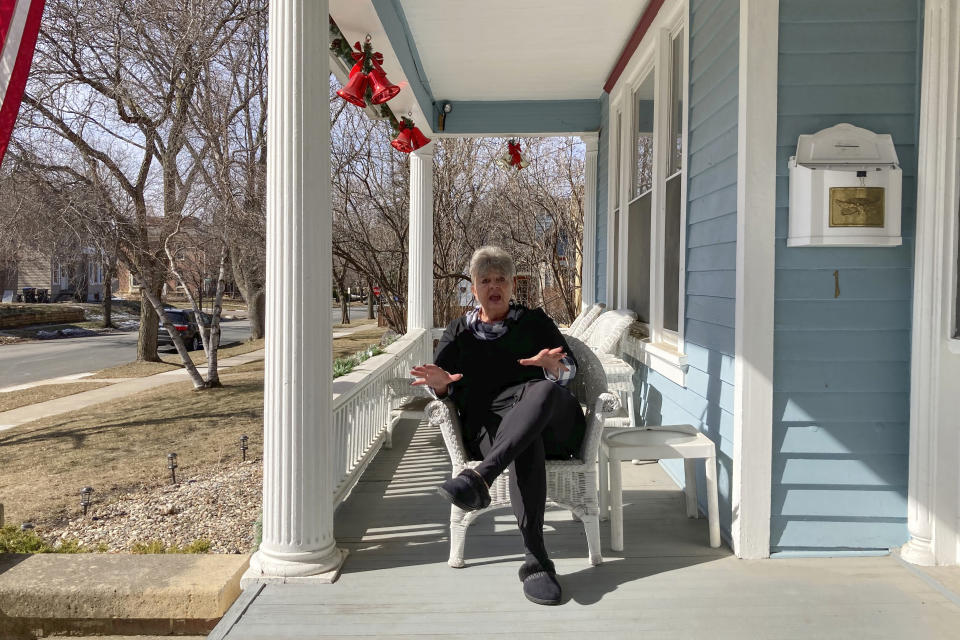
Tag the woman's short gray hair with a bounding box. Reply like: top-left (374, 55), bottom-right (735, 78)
top-left (469, 245), bottom-right (516, 281)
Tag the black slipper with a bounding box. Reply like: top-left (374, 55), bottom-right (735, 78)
top-left (437, 469), bottom-right (491, 511)
top-left (519, 557), bottom-right (562, 606)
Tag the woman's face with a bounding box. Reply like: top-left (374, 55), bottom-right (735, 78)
top-left (471, 270), bottom-right (513, 320)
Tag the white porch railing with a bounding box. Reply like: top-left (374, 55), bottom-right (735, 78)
top-left (330, 328), bottom-right (432, 506)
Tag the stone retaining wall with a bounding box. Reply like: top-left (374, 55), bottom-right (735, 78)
top-left (0, 306), bottom-right (85, 329)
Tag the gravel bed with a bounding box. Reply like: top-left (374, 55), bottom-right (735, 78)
top-left (41, 461), bottom-right (262, 554)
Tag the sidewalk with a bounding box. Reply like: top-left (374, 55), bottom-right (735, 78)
top-left (0, 349), bottom-right (265, 433)
top-left (333, 321), bottom-right (379, 339)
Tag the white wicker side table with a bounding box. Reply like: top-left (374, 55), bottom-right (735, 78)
top-left (601, 425), bottom-right (721, 551)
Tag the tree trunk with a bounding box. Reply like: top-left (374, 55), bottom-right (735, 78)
top-left (340, 289), bottom-right (349, 325)
top-left (247, 287), bottom-right (265, 340)
top-left (137, 283), bottom-right (161, 362)
top-left (102, 264), bottom-right (113, 328)
top-left (366, 278), bottom-right (375, 320)
top-left (142, 287), bottom-right (207, 389)
top-left (204, 246), bottom-right (228, 389)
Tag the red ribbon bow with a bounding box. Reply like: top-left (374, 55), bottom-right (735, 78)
top-left (351, 42), bottom-right (385, 70)
top-left (507, 141), bottom-right (524, 167)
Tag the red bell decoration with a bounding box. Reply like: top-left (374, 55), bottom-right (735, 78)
top-left (391, 118), bottom-right (431, 153)
top-left (391, 123), bottom-right (413, 153)
top-left (335, 37), bottom-right (401, 108)
top-left (368, 67), bottom-right (401, 105)
top-left (407, 126), bottom-right (431, 151)
top-left (337, 70), bottom-right (368, 108)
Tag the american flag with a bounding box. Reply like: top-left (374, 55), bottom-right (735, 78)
top-left (0, 0), bottom-right (44, 166)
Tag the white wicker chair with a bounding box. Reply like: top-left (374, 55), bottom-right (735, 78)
top-left (579, 309), bottom-right (639, 429)
top-left (426, 335), bottom-right (619, 568)
top-left (561, 302), bottom-right (606, 339)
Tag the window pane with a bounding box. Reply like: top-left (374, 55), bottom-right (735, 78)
top-left (669, 32), bottom-right (684, 175)
top-left (632, 74), bottom-right (655, 198)
top-left (663, 173), bottom-right (682, 332)
top-left (627, 193), bottom-right (651, 323)
top-left (633, 103), bottom-right (653, 197)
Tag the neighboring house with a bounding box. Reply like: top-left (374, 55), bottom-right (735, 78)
top-left (112, 216), bottom-right (232, 301)
top-left (0, 247), bottom-right (49, 295)
top-left (0, 246), bottom-right (114, 302)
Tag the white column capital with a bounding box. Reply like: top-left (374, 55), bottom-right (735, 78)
top-left (580, 133), bottom-right (599, 153)
top-left (412, 140), bottom-right (436, 158)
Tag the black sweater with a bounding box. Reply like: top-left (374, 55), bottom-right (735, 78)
top-left (433, 305), bottom-right (577, 448)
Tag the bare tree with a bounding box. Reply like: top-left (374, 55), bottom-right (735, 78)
top-left (18, 0), bottom-right (248, 362)
top-left (329, 75), bottom-right (410, 333)
top-left (192, 0), bottom-right (268, 340)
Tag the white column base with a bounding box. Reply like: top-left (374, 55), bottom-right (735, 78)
top-left (241, 547), bottom-right (349, 587)
top-left (899, 539), bottom-right (936, 566)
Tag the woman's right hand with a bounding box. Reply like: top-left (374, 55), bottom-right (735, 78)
top-left (410, 364), bottom-right (463, 396)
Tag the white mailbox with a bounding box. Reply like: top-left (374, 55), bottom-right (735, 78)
top-left (788, 123), bottom-right (902, 247)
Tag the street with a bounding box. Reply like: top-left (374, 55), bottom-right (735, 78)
top-left (331, 303), bottom-right (377, 326)
top-left (0, 305), bottom-right (377, 389)
top-left (0, 320), bottom-right (251, 389)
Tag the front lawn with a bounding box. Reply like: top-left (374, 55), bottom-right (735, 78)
top-left (0, 329), bottom-right (390, 551)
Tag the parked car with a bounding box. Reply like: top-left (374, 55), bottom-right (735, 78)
top-left (157, 308), bottom-right (218, 351)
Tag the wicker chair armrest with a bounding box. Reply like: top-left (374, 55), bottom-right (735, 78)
top-left (386, 377), bottom-right (435, 400)
top-left (595, 391), bottom-right (621, 418)
top-left (426, 398), bottom-right (470, 468)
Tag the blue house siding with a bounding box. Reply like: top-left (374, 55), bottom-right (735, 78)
top-left (772, 0), bottom-right (920, 553)
top-left (620, 0), bottom-right (739, 539)
top-left (595, 92), bottom-right (609, 305)
top-left (660, 0), bottom-right (739, 536)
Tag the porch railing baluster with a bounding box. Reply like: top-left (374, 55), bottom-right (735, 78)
top-left (331, 329), bottom-right (425, 506)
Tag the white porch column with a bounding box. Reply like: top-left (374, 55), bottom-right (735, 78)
top-left (407, 141), bottom-right (435, 331)
top-left (902, 0), bottom-right (960, 567)
top-left (580, 134), bottom-right (599, 309)
top-left (243, 0), bottom-right (345, 584)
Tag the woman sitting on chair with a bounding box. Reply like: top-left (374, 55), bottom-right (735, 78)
top-left (411, 245), bottom-right (584, 606)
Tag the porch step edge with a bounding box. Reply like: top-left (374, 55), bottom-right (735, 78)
top-left (0, 552), bottom-right (250, 639)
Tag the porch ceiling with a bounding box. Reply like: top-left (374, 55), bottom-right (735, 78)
top-left (331, 0), bottom-right (650, 136)
top-left (395, 0), bottom-right (649, 102)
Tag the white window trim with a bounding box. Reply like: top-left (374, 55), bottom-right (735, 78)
top-left (607, 0), bottom-right (689, 385)
top-left (605, 105), bottom-right (621, 307)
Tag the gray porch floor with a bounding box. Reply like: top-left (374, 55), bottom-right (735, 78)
top-left (218, 415), bottom-right (960, 639)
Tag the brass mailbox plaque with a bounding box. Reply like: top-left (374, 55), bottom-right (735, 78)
top-left (829, 187), bottom-right (885, 227)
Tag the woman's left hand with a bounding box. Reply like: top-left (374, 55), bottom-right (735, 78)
top-left (518, 347), bottom-right (569, 378)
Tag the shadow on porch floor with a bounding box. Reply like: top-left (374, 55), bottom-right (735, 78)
top-left (218, 415), bottom-right (960, 639)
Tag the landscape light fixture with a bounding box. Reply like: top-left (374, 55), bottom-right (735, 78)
top-left (20, 522), bottom-right (34, 531)
top-left (240, 435), bottom-right (249, 462)
top-left (80, 486), bottom-right (94, 516)
top-left (167, 452), bottom-right (178, 484)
